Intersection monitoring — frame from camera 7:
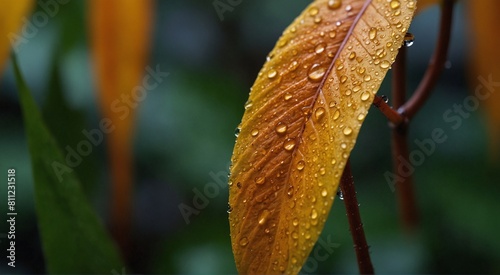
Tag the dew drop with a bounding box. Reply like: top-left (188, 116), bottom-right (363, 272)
top-left (345, 4), bottom-right (352, 11)
top-left (268, 69), bottom-right (278, 79)
top-left (329, 31), bottom-right (337, 38)
top-left (335, 21), bottom-right (342, 27)
top-left (327, 0), bottom-right (342, 10)
top-left (227, 204), bottom-right (233, 213)
top-left (352, 85), bottom-right (361, 93)
top-left (284, 139), bottom-right (296, 151)
top-left (340, 75), bottom-right (348, 83)
top-left (321, 188), bottom-right (328, 197)
top-left (292, 218), bottom-right (299, 226)
top-left (315, 43), bottom-right (326, 54)
top-left (288, 60), bottom-right (299, 71)
top-left (258, 210), bottom-right (270, 225)
top-left (255, 176), bottom-right (265, 185)
top-left (275, 122), bottom-right (288, 135)
top-left (314, 107), bottom-right (326, 121)
top-left (309, 6), bottom-right (319, 16)
top-left (287, 185), bottom-right (294, 197)
top-left (381, 95), bottom-right (389, 103)
top-left (311, 209), bottom-right (318, 219)
top-left (234, 126), bottom-right (241, 137)
top-left (380, 60), bottom-right (391, 69)
top-left (305, 232), bottom-right (311, 239)
top-left (357, 113), bottom-right (366, 121)
top-left (361, 91), bottom-right (371, 101)
top-left (308, 64), bottom-right (326, 81)
top-left (348, 51), bottom-right (356, 60)
top-left (278, 38), bottom-right (288, 48)
top-left (343, 126), bottom-right (353, 136)
top-left (390, 0), bottom-right (401, 9)
top-left (369, 27), bottom-right (377, 40)
top-left (319, 167), bottom-right (326, 175)
top-left (239, 237), bottom-right (249, 247)
top-left (244, 100), bottom-right (253, 109)
top-left (340, 142), bottom-right (347, 149)
top-left (292, 231), bottom-right (299, 239)
top-left (337, 190), bottom-right (344, 200)
top-left (333, 109), bottom-right (340, 120)
top-left (297, 160), bottom-right (305, 171)
top-left (403, 32), bottom-right (415, 47)
top-left (251, 128), bottom-right (259, 137)
top-left (364, 75), bottom-right (372, 82)
top-left (284, 93), bottom-right (293, 101)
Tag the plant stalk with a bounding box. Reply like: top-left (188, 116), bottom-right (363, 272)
top-left (341, 160), bottom-right (374, 274)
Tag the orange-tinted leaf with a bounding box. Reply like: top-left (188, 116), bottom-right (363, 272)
top-left (88, 0), bottom-right (153, 242)
top-left (0, 0), bottom-right (34, 75)
top-left (228, 0), bottom-right (416, 273)
top-left (468, 0), bottom-right (500, 155)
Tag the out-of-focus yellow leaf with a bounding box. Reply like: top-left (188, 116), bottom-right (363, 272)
top-left (469, 0), bottom-right (500, 155)
top-left (89, 0), bottom-right (153, 245)
top-left (0, 0), bottom-right (34, 75)
top-left (228, 0), bottom-right (416, 274)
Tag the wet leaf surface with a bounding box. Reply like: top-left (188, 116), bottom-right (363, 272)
top-left (228, 0), bottom-right (416, 273)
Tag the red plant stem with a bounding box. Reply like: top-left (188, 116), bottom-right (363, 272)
top-left (399, 0), bottom-right (455, 119)
top-left (372, 95), bottom-right (404, 125)
top-left (341, 160), bottom-right (374, 274)
top-left (391, 46), bottom-right (419, 231)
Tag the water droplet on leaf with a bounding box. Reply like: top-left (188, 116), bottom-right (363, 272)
top-left (275, 122), bottom-right (288, 135)
top-left (239, 237), bottom-right (249, 247)
top-left (308, 64), bottom-right (326, 81)
top-left (258, 210), bottom-right (270, 225)
top-left (284, 139), bottom-right (296, 151)
top-left (268, 69), bottom-right (278, 79)
top-left (327, 0), bottom-right (342, 9)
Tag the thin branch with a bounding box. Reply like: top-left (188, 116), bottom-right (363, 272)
top-left (399, 0), bottom-right (455, 119)
top-left (372, 95), bottom-right (404, 126)
top-left (341, 160), bottom-right (374, 274)
top-left (391, 45), bottom-right (419, 231)
top-left (392, 46), bottom-right (407, 108)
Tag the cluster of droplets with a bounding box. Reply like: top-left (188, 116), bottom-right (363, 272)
top-left (232, 2), bottom-right (418, 272)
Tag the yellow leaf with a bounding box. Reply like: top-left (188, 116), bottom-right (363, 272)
top-left (88, 0), bottom-right (153, 244)
top-left (469, 0), bottom-right (500, 155)
top-left (0, 0), bottom-right (34, 75)
top-left (228, 0), bottom-right (416, 273)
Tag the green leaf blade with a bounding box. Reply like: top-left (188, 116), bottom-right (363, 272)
top-left (12, 55), bottom-right (124, 274)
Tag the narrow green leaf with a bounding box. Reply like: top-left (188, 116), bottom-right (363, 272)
top-left (42, 63), bottom-right (98, 196)
top-left (12, 55), bottom-right (124, 273)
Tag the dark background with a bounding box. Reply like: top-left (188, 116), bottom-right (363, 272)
top-left (1, 0), bottom-right (499, 274)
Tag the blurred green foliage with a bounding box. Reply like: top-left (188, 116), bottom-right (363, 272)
top-left (0, 0), bottom-right (499, 274)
